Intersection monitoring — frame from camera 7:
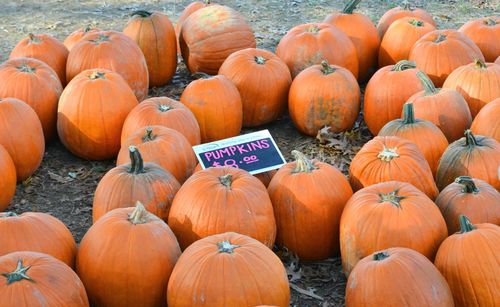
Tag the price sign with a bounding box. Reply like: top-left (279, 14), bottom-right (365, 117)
top-left (192, 130), bottom-right (286, 174)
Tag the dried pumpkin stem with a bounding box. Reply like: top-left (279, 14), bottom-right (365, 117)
top-left (254, 56), bottom-right (267, 65)
top-left (373, 251), bottom-right (390, 261)
top-left (217, 241), bottom-right (241, 253)
top-left (142, 127), bottom-right (156, 142)
top-left (320, 60), bottom-right (336, 75)
top-left (458, 215), bottom-right (476, 233)
top-left (1, 260), bottom-right (33, 285)
top-left (408, 19), bottom-right (424, 27)
top-left (402, 103), bottom-right (416, 124)
top-left (291, 150), bottom-right (318, 173)
top-left (16, 64), bottom-right (36, 74)
top-left (484, 18), bottom-right (496, 26)
top-left (402, 0), bottom-right (412, 10)
top-left (219, 174), bottom-right (233, 187)
top-left (89, 71), bottom-right (105, 80)
top-left (342, 0), bottom-right (361, 14)
top-left (416, 71), bottom-right (439, 95)
top-left (464, 130), bottom-right (478, 147)
top-left (28, 33), bottom-right (41, 43)
top-left (131, 10), bottom-right (152, 17)
top-left (90, 34), bottom-right (110, 44)
top-left (305, 25), bottom-right (320, 33)
top-left (128, 146), bottom-right (145, 174)
top-left (0, 212), bottom-right (17, 218)
top-left (158, 104), bottom-right (172, 112)
top-left (391, 60), bottom-right (416, 71)
top-left (83, 24), bottom-right (95, 32)
top-left (379, 190), bottom-right (405, 208)
top-left (455, 176), bottom-right (479, 194)
top-left (377, 146), bottom-right (399, 162)
top-left (474, 59), bottom-right (487, 69)
top-left (128, 202), bottom-right (148, 224)
top-left (434, 34), bottom-right (447, 43)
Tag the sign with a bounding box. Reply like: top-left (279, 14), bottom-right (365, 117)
top-left (192, 130), bottom-right (286, 174)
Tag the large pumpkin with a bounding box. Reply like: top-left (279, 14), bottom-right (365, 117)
top-left (289, 61), bottom-right (360, 136)
top-left (0, 212), bottom-right (77, 268)
top-left (267, 150), bottom-right (353, 260)
top-left (435, 216), bottom-right (500, 307)
top-left (363, 60), bottom-right (424, 135)
top-left (349, 136), bottom-right (438, 199)
top-left (93, 146), bottom-right (180, 223)
top-left (66, 30), bottom-right (149, 101)
top-left (346, 247), bottom-right (453, 307)
top-left (167, 232), bottom-right (290, 307)
top-left (0, 146), bottom-right (16, 211)
top-left (377, 3), bottom-right (435, 38)
top-left (340, 181), bottom-right (448, 276)
top-left (219, 48), bottom-right (291, 127)
top-left (63, 25), bottom-right (100, 51)
top-left (175, 0), bottom-right (212, 54)
top-left (123, 10), bottom-right (177, 87)
top-left (180, 74), bottom-right (242, 143)
top-left (0, 57), bottom-right (63, 140)
top-left (459, 16), bottom-right (499, 62)
top-left (442, 59), bottom-right (500, 117)
top-left (0, 98), bottom-right (44, 181)
top-left (57, 69), bottom-right (138, 160)
top-left (471, 97), bottom-right (500, 141)
top-left (168, 166), bottom-right (276, 250)
top-left (436, 130), bottom-right (500, 190)
top-left (409, 29), bottom-right (484, 87)
top-left (436, 176), bottom-right (500, 235)
top-left (323, 0), bottom-right (380, 82)
top-left (0, 251), bottom-right (89, 306)
top-left (180, 4), bottom-right (256, 74)
top-left (78, 203), bottom-right (181, 307)
top-left (9, 33), bottom-right (69, 85)
top-left (276, 23), bottom-right (358, 78)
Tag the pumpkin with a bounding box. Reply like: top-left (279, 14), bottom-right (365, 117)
top-left (349, 136), bottom-right (438, 199)
top-left (93, 146), bottom-right (180, 223)
top-left (346, 247), bottom-right (453, 306)
top-left (66, 30), bottom-right (149, 101)
top-left (459, 16), bottom-right (500, 62)
top-left (78, 203), bottom-right (181, 307)
top-left (0, 57), bottom-right (63, 140)
top-left (378, 17), bottom-right (436, 67)
top-left (193, 164), bottom-right (277, 187)
top-left (267, 150), bottom-right (353, 260)
top-left (409, 29), bottom-right (484, 87)
top-left (123, 10), bottom-right (177, 87)
top-left (340, 181), bottom-right (448, 276)
top-left (180, 74), bottom-right (242, 143)
top-left (121, 96), bottom-right (200, 146)
top-left (57, 69), bottom-right (138, 160)
top-left (167, 232), bottom-right (290, 307)
top-left (363, 60), bottom-right (424, 135)
top-left (0, 251), bottom-right (89, 306)
top-left (436, 176), bottom-right (500, 235)
top-left (288, 61), bottom-right (360, 136)
top-left (377, 2), bottom-right (435, 38)
top-left (179, 4), bottom-right (256, 74)
top-left (0, 145), bottom-right (15, 211)
top-left (117, 126), bottom-right (197, 184)
top-left (436, 130), bottom-right (500, 190)
top-left (471, 97), bottom-right (500, 141)
top-left (64, 25), bottom-right (100, 51)
top-left (410, 71), bottom-right (472, 142)
top-left (496, 56), bottom-right (500, 64)
top-left (435, 216), bottom-right (500, 307)
top-left (379, 102), bottom-right (448, 177)
top-left (276, 23), bottom-right (358, 79)
top-left (0, 98), bottom-right (44, 181)
top-left (323, 0), bottom-right (380, 82)
top-left (218, 48), bottom-right (291, 127)
top-left (168, 166), bottom-right (276, 250)
top-left (175, 0), bottom-right (212, 53)
top-left (0, 212), bottom-right (77, 268)
top-left (9, 33), bottom-right (69, 85)
top-left (442, 59), bottom-right (500, 117)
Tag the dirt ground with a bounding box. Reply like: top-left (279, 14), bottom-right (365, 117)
top-left (2, 0), bottom-right (498, 306)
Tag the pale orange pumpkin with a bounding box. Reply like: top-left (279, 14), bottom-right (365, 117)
top-left (0, 145), bottom-right (16, 211)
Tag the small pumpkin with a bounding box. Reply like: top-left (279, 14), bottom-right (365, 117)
top-left (63, 25), bottom-right (100, 51)
top-left (175, 0), bottom-right (212, 54)
top-left (192, 164), bottom-right (277, 187)
top-left (471, 97), bottom-right (500, 141)
top-left (289, 61), bottom-right (360, 136)
top-left (377, 2), bottom-right (435, 38)
top-left (459, 16), bottom-right (499, 62)
top-left (0, 146), bottom-right (16, 211)
top-left (340, 181), bottom-right (448, 276)
top-left (167, 232), bottom-right (290, 307)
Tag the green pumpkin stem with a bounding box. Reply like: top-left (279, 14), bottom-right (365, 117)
top-left (458, 215), bottom-right (476, 233)
top-left (379, 189), bottom-right (405, 208)
top-left (90, 34), bottom-right (110, 45)
top-left (342, 0), bottom-right (361, 14)
top-left (402, 103), bottom-right (416, 124)
top-left (158, 105), bottom-right (172, 112)
top-left (0, 212), bottom-right (17, 218)
top-left (292, 150), bottom-right (318, 173)
top-left (16, 63), bottom-right (36, 74)
top-left (128, 146), bottom-right (145, 174)
top-left (455, 176), bottom-right (479, 194)
top-left (320, 60), bottom-right (336, 75)
top-left (391, 60), bottom-right (417, 71)
top-left (464, 130), bottom-right (478, 147)
top-left (373, 251), bottom-right (390, 261)
top-left (142, 127), bottom-right (156, 142)
top-left (89, 71), bottom-right (105, 80)
top-left (1, 260), bottom-right (34, 285)
top-left (434, 34), bottom-right (447, 43)
top-left (219, 174), bottom-right (233, 187)
top-left (128, 202), bottom-right (149, 225)
top-left (217, 241), bottom-right (241, 253)
top-left (408, 19), bottom-right (424, 27)
top-left (474, 59), bottom-right (487, 69)
top-left (254, 56), bottom-right (267, 65)
top-left (416, 71), bottom-right (439, 95)
top-left (377, 146), bottom-right (399, 162)
top-left (131, 10), bottom-right (152, 17)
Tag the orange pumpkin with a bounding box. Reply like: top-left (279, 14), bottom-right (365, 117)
top-left (268, 150), bottom-right (353, 260)
top-left (180, 75), bottom-right (242, 143)
top-left (175, 0), bottom-right (212, 54)
top-left (346, 247), bottom-right (453, 306)
top-left (123, 10), bottom-right (177, 87)
top-left (340, 181), bottom-right (448, 276)
top-left (193, 163), bottom-right (277, 187)
top-left (0, 146), bottom-right (16, 211)
top-left (93, 146), bottom-right (180, 223)
top-left (442, 59), bottom-right (500, 117)
top-left (9, 33), bottom-right (68, 85)
top-left (168, 167), bottom-right (276, 250)
top-left (276, 23), bottom-right (359, 78)
top-left (57, 69), bottom-right (138, 160)
top-left (459, 16), bottom-right (499, 62)
top-left (219, 48), bottom-right (291, 127)
top-left (471, 97), bottom-right (500, 141)
top-left (436, 130), bottom-right (500, 190)
top-left (0, 251), bottom-right (89, 306)
top-left (180, 4), bottom-right (256, 74)
top-left (435, 216), bottom-right (500, 307)
top-left (323, 0), bottom-right (380, 82)
top-left (66, 30), bottom-right (149, 101)
top-left (117, 126), bottom-right (197, 184)
top-left (363, 60), bottom-right (424, 135)
top-left (0, 212), bottom-right (77, 268)
top-left (0, 98), bottom-right (44, 181)
top-left (167, 232), bottom-right (290, 307)
top-left (64, 25), bottom-right (100, 51)
top-left (436, 176), bottom-right (500, 235)
top-left (409, 29), bottom-right (484, 87)
top-left (78, 203), bottom-right (181, 307)
top-left (496, 56), bottom-right (500, 64)
top-left (377, 3), bottom-right (435, 38)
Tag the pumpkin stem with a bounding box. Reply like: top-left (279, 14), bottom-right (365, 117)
top-left (291, 150), bottom-right (318, 173)
top-left (391, 60), bottom-right (417, 71)
top-left (0, 212), bottom-right (17, 218)
top-left (28, 33), bottom-right (41, 43)
top-left (416, 71), bottom-right (439, 95)
top-left (455, 176), bottom-right (479, 194)
top-left (204, 0), bottom-right (211, 3)
top-left (474, 59), bottom-right (487, 69)
top-left (434, 34), bottom-right (447, 43)
top-left (408, 19), bottom-right (424, 27)
top-left (89, 71), bottom-right (105, 80)
top-left (191, 72), bottom-right (212, 79)
top-left (83, 24), bottom-right (95, 32)
top-left (402, 0), bottom-right (412, 10)
top-left (342, 0), bottom-right (361, 14)
top-left (128, 146), bottom-right (145, 174)
top-left (458, 215), bottom-right (476, 233)
top-left (16, 63), bottom-right (36, 74)
top-left (377, 146), bottom-right (399, 162)
top-left (131, 10), bottom-right (152, 17)
top-left (128, 201), bottom-right (149, 225)
top-left (464, 129), bottom-right (478, 147)
top-left (219, 174), bottom-right (233, 188)
top-left (379, 189), bottom-right (405, 208)
top-left (89, 34), bottom-right (110, 45)
top-left (305, 25), bottom-right (320, 34)
top-left (142, 127), bottom-right (156, 142)
top-left (401, 103), bottom-right (416, 124)
top-left (217, 241), bottom-right (241, 253)
top-left (254, 56), bottom-right (267, 65)
top-left (1, 260), bottom-right (34, 285)
top-left (373, 251), bottom-right (390, 261)
top-left (320, 60), bottom-right (336, 75)
top-left (158, 104), bottom-right (172, 112)
top-left (484, 18), bottom-right (496, 26)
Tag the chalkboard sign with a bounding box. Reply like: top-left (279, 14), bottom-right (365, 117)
top-left (192, 130), bottom-right (286, 174)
